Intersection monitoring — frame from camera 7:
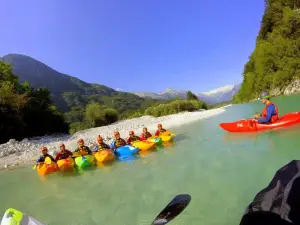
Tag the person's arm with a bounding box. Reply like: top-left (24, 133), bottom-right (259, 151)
top-left (104, 143), bottom-right (111, 149)
top-left (258, 105), bottom-right (275, 124)
top-left (155, 130), bottom-right (159, 136)
top-left (110, 140), bottom-right (116, 149)
top-left (93, 146), bottom-right (98, 152)
top-left (36, 156), bottom-right (43, 163)
top-left (140, 134), bottom-right (145, 141)
top-left (55, 152), bottom-right (60, 161)
top-left (86, 146), bottom-right (92, 154)
top-left (50, 155), bottom-right (56, 163)
top-left (126, 138), bottom-right (131, 145)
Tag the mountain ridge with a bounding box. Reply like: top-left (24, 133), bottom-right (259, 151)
top-left (134, 83), bottom-right (241, 104)
top-left (0, 53), bottom-right (164, 113)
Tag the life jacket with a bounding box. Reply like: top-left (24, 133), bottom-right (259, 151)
top-left (97, 143), bottom-right (110, 151)
top-left (157, 128), bottom-right (166, 135)
top-left (58, 150), bottom-right (72, 160)
top-left (261, 102), bottom-right (279, 123)
top-left (127, 136), bottom-right (139, 144)
top-left (114, 138), bottom-right (126, 148)
top-left (77, 146), bottom-right (89, 155)
top-left (142, 132), bottom-right (152, 139)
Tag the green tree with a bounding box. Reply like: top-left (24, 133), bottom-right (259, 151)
top-left (186, 91), bottom-right (199, 101)
top-left (233, 0), bottom-right (300, 103)
top-left (84, 103), bottom-right (105, 127)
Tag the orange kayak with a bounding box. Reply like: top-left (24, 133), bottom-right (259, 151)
top-left (57, 158), bottom-right (75, 172)
top-left (37, 161), bottom-right (58, 176)
top-left (219, 112), bottom-right (300, 132)
top-left (94, 150), bottom-right (115, 163)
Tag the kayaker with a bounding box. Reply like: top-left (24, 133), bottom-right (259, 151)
top-left (111, 131), bottom-right (126, 149)
top-left (155, 124), bottom-right (167, 136)
top-left (93, 135), bottom-right (111, 152)
top-left (55, 143), bottom-right (73, 161)
top-left (126, 131), bottom-right (140, 144)
top-left (36, 146), bottom-right (56, 164)
top-left (140, 127), bottom-right (152, 141)
top-left (253, 91), bottom-right (279, 124)
top-left (74, 138), bottom-right (92, 155)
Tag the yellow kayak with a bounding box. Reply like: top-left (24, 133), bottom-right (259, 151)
top-left (131, 140), bottom-right (156, 151)
top-left (57, 158), bottom-right (75, 172)
top-left (159, 131), bottom-right (176, 142)
top-left (94, 150), bottom-right (115, 163)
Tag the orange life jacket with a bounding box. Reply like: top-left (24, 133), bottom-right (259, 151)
top-left (261, 102), bottom-right (279, 123)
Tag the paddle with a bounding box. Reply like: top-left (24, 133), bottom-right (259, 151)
top-left (151, 194), bottom-right (191, 225)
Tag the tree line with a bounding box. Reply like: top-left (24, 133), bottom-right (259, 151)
top-left (0, 61), bottom-right (208, 142)
top-left (233, 0), bottom-right (300, 103)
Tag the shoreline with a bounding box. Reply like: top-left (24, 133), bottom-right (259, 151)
top-left (0, 105), bottom-right (230, 170)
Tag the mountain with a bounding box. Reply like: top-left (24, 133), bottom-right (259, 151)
top-left (0, 54), bottom-right (164, 113)
top-left (134, 84), bottom-right (241, 105)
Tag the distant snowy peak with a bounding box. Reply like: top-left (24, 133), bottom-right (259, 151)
top-left (133, 84), bottom-right (241, 104)
top-left (202, 85), bottom-right (236, 95)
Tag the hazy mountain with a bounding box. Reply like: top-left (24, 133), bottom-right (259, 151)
top-left (0, 54), bottom-right (165, 112)
top-left (134, 84), bottom-right (241, 105)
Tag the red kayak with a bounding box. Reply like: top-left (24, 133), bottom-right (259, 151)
top-left (219, 112), bottom-right (300, 132)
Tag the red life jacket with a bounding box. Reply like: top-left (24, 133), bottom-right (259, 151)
top-left (261, 102), bottom-right (279, 123)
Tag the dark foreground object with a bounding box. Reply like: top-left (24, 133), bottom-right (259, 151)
top-left (240, 160), bottom-right (300, 225)
top-left (152, 194), bottom-right (191, 225)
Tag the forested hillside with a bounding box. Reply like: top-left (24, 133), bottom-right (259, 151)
top-left (233, 0), bottom-right (300, 103)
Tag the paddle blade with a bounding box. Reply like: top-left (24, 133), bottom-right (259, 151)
top-left (152, 194), bottom-right (191, 225)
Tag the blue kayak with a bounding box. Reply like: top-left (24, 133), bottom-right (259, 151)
top-left (114, 145), bottom-right (139, 157)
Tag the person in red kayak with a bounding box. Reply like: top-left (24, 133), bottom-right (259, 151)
top-left (253, 91), bottom-right (278, 124)
top-left (140, 127), bottom-right (152, 140)
top-left (126, 131), bottom-right (140, 144)
top-left (111, 131), bottom-right (126, 149)
top-left (55, 143), bottom-right (73, 161)
top-left (93, 135), bottom-right (111, 152)
top-left (155, 124), bottom-right (167, 136)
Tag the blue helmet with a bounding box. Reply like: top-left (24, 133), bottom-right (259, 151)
top-left (259, 91), bottom-right (270, 100)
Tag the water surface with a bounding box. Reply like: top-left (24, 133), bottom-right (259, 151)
top-left (1, 94), bottom-right (300, 225)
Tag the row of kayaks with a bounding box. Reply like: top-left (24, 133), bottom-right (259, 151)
top-left (36, 133), bottom-right (175, 176)
top-left (219, 111), bottom-right (300, 133)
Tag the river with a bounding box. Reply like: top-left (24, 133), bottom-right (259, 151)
top-left (1, 94), bottom-right (300, 225)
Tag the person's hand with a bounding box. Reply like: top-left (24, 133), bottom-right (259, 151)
top-left (253, 114), bottom-right (260, 119)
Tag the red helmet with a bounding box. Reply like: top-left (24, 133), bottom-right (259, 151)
top-left (157, 124), bottom-right (162, 127)
top-left (59, 143), bottom-right (65, 148)
top-left (77, 138), bottom-right (84, 144)
top-left (114, 131), bottom-right (120, 136)
top-left (41, 146), bottom-right (48, 152)
top-left (129, 131), bottom-right (134, 135)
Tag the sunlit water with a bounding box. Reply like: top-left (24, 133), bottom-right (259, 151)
top-left (1, 94), bottom-right (300, 225)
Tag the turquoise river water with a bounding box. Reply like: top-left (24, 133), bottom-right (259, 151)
top-left (1, 94), bottom-right (300, 225)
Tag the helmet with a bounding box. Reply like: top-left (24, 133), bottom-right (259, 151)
top-left (259, 91), bottom-right (270, 100)
top-left (77, 138), bottom-right (84, 144)
top-left (41, 146), bottom-right (48, 152)
top-left (59, 143), bottom-right (65, 148)
top-left (97, 135), bottom-right (103, 141)
top-left (129, 131), bottom-right (134, 135)
top-left (157, 124), bottom-right (162, 128)
top-left (114, 131), bottom-right (120, 136)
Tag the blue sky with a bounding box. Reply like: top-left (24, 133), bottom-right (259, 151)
top-left (0, 0), bottom-right (264, 93)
